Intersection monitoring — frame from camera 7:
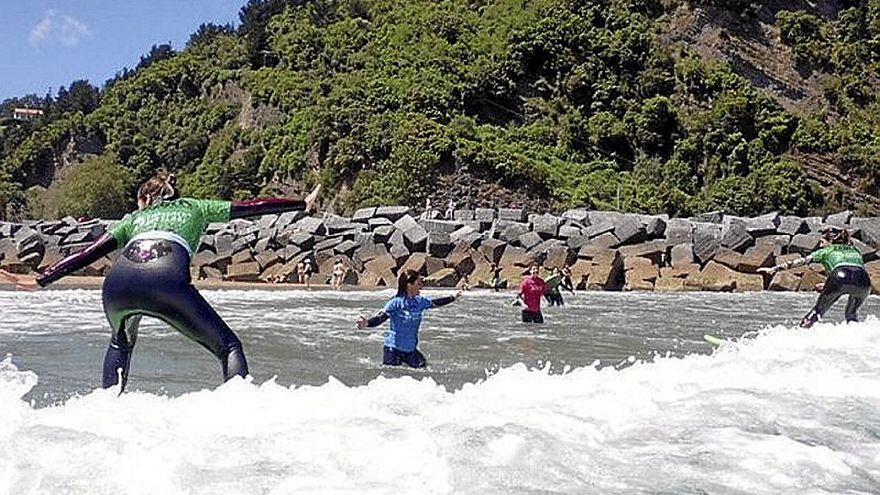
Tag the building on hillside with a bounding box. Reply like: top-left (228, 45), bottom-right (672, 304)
top-left (12, 108), bottom-right (43, 121)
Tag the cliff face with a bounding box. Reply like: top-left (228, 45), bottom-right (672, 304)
top-left (661, 2), bottom-right (835, 114)
top-left (659, 0), bottom-right (880, 215)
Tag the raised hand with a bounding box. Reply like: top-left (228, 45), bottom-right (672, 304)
top-left (356, 315), bottom-right (367, 330)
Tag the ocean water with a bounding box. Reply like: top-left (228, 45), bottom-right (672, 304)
top-left (1, 288), bottom-right (880, 494)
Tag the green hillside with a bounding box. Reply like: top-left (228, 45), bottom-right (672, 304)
top-left (1, 0), bottom-right (880, 220)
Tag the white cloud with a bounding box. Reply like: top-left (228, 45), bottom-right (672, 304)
top-left (29, 10), bottom-right (91, 47)
top-left (28, 13), bottom-right (53, 45)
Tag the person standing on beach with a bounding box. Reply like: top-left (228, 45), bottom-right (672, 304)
top-left (444, 199), bottom-right (455, 220)
top-left (295, 261), bottom-right (306, 284)
top-left (517, 264), bottom-right (547, 323)
top-left (1, 171), bottom-right (320, 392)
top-left (420, 198), bottom-right (432, 221)
top-left (331, 259), bottom-right (347, 289)
top-left (303, 258), bottom-right (314, 289)
top-left (356, 269), bottom-right (461, 368)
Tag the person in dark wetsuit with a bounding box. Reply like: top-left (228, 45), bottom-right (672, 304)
top-left (490, 263), bottom-right (503, 291)
top-left (2, 171), bottom-right (321, 391)
top-left (560, 266), bottom-right (576, 294)
top-left (356, 269), bottom-right (461, 368)
top-left (758, 227), bottom-right (871, 328)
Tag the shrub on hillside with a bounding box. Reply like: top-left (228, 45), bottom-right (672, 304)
top-left (44, 154), bottom-right (134, 219)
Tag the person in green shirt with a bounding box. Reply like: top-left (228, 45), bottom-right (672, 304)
top-left (544, 267), bottom-right (572, 306)
top-left (759, 227), bottom-right (871, 328)
top-left (2, 171), bottom-right (320, 392)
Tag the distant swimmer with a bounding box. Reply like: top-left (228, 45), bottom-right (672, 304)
top-left (758, 226), bottom-right (871, 328)
top-left (1, 171), bottom-right (321, 392)
top-left (356, 269), bottom-right (461, 368)
top-left (517, 264), bottom-right (547, 323)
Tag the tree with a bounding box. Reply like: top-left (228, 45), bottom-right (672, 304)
top-left (137, 44), bottom-right (176, 70)
top-left (239, 0), bottom-right (306, 67)
top-left (55, 80), bottom-right (100, 115)
top-left (44, 154), bottom-right (134, 219)
top-left (187, 22), bottom-right (235, 47)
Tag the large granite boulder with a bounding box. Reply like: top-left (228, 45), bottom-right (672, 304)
top-left (690, 261), bottom-right (736, 291)
top-left (623, 257), bottom-right (658, 291)
top-left (444, 243), bottom-right (479, 276)
top-left (424, 267), bottom-right (459, 287)
top-left (692, 223), bottom-right (721, 264)
top-left (721, 217), bottom-right (751, 252)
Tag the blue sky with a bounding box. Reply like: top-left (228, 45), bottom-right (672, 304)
top-left (0, 0), bottom-right (245, 101)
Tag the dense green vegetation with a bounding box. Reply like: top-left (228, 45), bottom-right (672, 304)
top-left (1, 0), bottom-right (880, 220)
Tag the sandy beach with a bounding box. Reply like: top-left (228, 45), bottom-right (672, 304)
top-left (0, 275), bottom-right (386, 291)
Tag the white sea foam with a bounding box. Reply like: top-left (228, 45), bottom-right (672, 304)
top-left (2, 320), bottom-right (880, 494)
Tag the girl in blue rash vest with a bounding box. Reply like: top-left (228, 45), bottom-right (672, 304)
top-left (356, 269), bottom-right (462, 368)
top-left (2, 171), bottom-right (321, 392)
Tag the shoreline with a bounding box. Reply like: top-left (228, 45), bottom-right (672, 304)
top-left (0, 276), bottom-right (400, 291)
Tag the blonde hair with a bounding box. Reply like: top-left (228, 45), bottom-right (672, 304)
top-left (138, 170), bottom-right (178, 207)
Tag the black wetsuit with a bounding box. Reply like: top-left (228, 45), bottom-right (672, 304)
top-left (36, 196), bottom-right (308, 391)
top-left (794, 244), bottom-right (871, 328)
top-left (101, 238), bottom-right (248, 389)
top-left (801, 266), bottom-right (871, 327)
top-left (491, 267), bottom-right (502, 291)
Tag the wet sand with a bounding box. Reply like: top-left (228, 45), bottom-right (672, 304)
top-left (0, 276), bottom-right (382, 291)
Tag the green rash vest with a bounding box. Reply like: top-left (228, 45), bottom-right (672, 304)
top-left (544, 274), bottom-right (562, 294)
top-left (110, 198), bottom-right (231, 252)
top-left (809, 244), bottom-right (865, 273)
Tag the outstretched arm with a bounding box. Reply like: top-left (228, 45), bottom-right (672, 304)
top-left (357, 311), bottom-right (390, 329)
top-left (758, 255), bottom-right (813, 275)
top-left (229, 185), bottom-right (321, 219)
top-left (230, 198), bottom-right (305, 219)
top-left (431, 291), bottom-right (462, 308)
top-left (37, 233), bottom-right (119, 287)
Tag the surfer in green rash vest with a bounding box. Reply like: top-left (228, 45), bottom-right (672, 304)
top-left (544, 267), bottom-right (572, 306)
top-left (1, 170), bottom-right (321, 392)
top-left (758, 226), bottom-right (871, 328)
